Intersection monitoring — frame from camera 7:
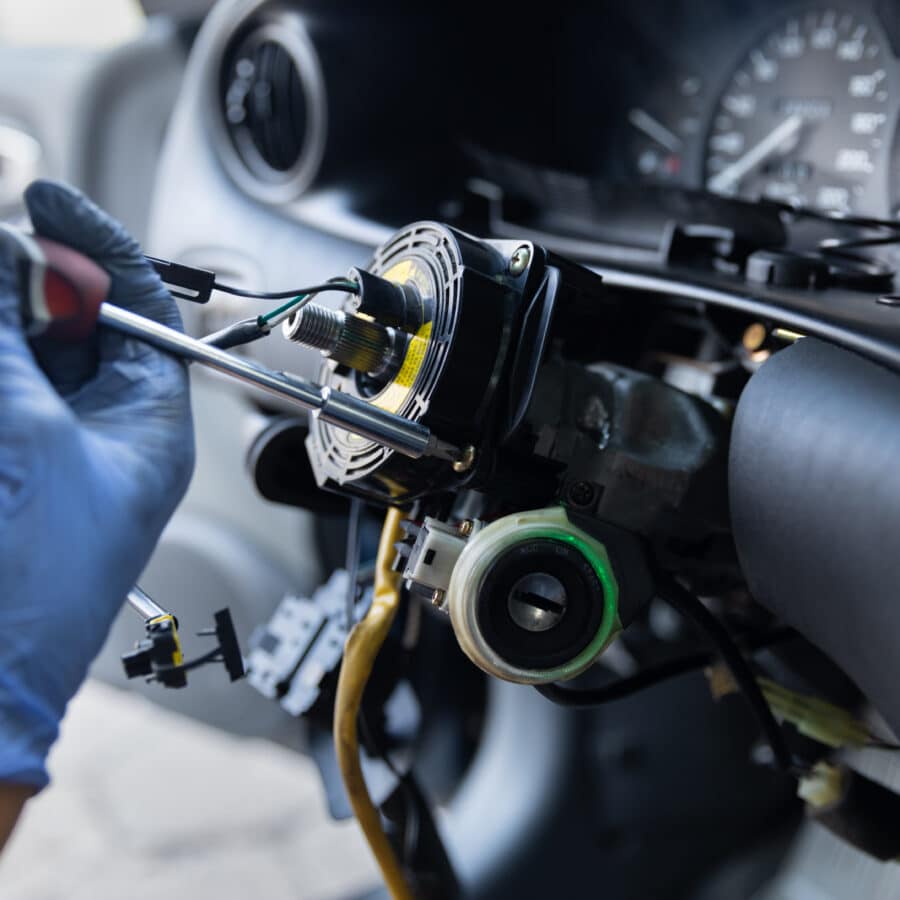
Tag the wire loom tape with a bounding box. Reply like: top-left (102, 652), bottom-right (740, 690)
top-left (729, 337), bottom-right (900, 736)
top-left (333, 507), bottom-right (415, 900)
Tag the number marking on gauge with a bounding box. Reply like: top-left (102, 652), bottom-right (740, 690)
top-left (704, 8), bottom-right (888, 211)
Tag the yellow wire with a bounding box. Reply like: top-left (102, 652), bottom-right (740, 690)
top-left (333, 507), bottom-right (415, 900)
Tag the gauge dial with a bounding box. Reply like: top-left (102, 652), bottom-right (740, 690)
top-left (705, 9), bottom-right (889, 212)
top-left (627, 73), bottom-right (704, 184)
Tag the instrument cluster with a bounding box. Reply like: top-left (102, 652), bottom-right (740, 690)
top-left (619, 2), bottom-right (900, 217)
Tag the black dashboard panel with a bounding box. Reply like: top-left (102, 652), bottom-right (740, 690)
top-left (160, 0), bottom-right (900, 244)
top-left (149, 0), bottom-right (900, 367)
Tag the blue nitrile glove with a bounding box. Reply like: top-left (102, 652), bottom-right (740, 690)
top-left (0, 181), bottom-right (195, 788)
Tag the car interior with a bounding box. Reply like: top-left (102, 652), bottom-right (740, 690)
top-left (5, 1), bottom-right (900, 897)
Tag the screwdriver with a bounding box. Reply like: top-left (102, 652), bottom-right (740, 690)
top-left (1, 226), bottom-right (461, 463)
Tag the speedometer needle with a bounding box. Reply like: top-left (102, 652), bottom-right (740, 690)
top-left (708, 114), bottom-right (803, 194)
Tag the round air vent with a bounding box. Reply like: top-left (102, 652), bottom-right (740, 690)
top-left (217, 12), bottom-right (326, 203)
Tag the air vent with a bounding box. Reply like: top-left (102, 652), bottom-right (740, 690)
top-left (225, 31), bottom-right (306, 173)
top-left (217, 13), bottom-right (326, 202)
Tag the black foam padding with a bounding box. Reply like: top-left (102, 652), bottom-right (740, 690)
top-left (730, 338), bottom-right (900, 734)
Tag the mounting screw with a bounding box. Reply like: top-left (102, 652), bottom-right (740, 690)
top-left (509, 245), bottom-right (531, 277)
top-left (431, 589), bottom-right (445, 608)
top-left (566, 480), bottom-right (596, 508)
top-left (452, 445), bottom-right (476, 473)
top-left (458, 519), bottom-right (474, 537)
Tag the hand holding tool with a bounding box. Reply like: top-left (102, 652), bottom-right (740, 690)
top-left (0, 222), bottom-right (460, 463)
top-left (0, 180), bottom-right (194, 788)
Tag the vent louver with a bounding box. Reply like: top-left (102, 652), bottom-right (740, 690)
top-left (217, 14), bottom-right (325, 201)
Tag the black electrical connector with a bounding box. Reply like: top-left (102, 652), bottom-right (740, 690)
top-left (121, 608), bottom-right (245, 689)
top-left (145, 254), bottom-right (359, 304)
top-left (147, 256), bottom-right (216, 303)
top-left (122, 615), bottom-right (187, 688)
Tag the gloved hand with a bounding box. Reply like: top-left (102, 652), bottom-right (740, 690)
top-left (0, 181), bottom-right (195, 788)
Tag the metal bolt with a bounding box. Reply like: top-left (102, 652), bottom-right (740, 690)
top-left (509, 245), bottom-right (531, 277)
top-left (458, 519), bottom-right (474, 537)
top-left (566, 481), bottom-right (596, 508)
top-left (452, 445), bottom-right (476, 473)
top-left (431, 588), bottom-right (445, 608)
top-left (507, 573), bottom-right (568, 632)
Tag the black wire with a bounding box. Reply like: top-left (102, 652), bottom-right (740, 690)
top-left (200, 276), bottom-right (360, 348)
top-left (538, 585), bottom-right (795, 773)
top-left (357, 709), bottom-right (421, 866)
top-left (657, 578), bottom-right (794, 773)
top-left (535, 626), bottom-right (795, 707)
top-left (212, 279), bottom-right (358, 301)
top-left (155, 646), bottom-right (223, 676)
top-left (401, 782), bottom-right (421, 864)
top-left (201, 317), bottom-right (268, 349)
top-left (358, 707), bottom-right (405, 781)
top-left (345, 498), bottom-right (363, 632)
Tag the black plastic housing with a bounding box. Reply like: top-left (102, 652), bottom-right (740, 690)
top-left (305, 223), bottom-right (523, 504)
top-left (731, 337), bottom-right (900, 735)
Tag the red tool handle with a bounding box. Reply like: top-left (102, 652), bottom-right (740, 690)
top-left (1, 226), bottom-right (110, 341)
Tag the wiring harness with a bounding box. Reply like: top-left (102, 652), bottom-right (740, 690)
top-left (333, 508), bottom-right (416, 900)
top-left (202, 278), bottom-right (359, 350)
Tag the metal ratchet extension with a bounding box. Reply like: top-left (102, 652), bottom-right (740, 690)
top-left (98, 303), bottom-right (460, 462)
top-left (1, 224), bottom-right (460, 463)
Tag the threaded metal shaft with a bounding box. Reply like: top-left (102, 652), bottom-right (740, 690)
top-left (282, 303), bottom-right (394, 374)
top-left (283, 303), bottom-right (344, 351)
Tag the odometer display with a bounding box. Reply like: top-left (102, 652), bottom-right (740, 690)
top-left (705, 9), bottom-right (888, 212)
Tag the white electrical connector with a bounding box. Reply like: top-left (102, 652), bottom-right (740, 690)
top-left (402, 517), bottom-right (472, 598)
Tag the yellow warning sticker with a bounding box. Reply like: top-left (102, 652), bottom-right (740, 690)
top-left (382, 260), bottom-right (415, 284)
top-left (373, 321), bottom-right (432, 412)
top-left (370, 258), bottom-right (433, 414)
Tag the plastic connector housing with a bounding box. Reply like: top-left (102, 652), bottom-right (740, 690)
top-left (402, 517), bottom-right (469, 595)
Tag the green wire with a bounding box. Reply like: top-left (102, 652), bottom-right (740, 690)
top-left (260, 293), bottom-right (309, 324)
top-left (258, 279), bottom-right (358, 325)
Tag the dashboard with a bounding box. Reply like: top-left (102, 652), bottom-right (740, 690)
top-left (611, 1), bottom-right (900, 217)
top-left (140, 3), bottom-right (900, 898)
top-left (145, 0), bottom-right (900, 391)
top-left (161, 0), bottom-right (900, 261)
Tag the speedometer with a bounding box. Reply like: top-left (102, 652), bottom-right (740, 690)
top-left (705, 9), bottom-right (888, 212)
